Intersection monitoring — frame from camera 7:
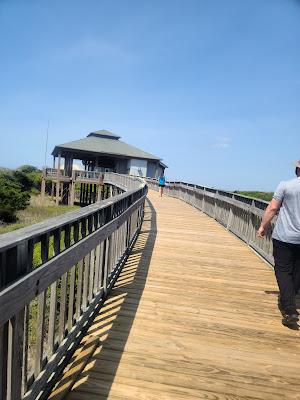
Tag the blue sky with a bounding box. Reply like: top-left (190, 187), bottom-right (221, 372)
top-left (0, 0), bottom-right (299, 190)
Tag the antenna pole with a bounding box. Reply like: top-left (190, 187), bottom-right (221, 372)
top-left (44, 119), bottom-right (50, 168)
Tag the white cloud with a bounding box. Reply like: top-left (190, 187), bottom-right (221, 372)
top-left (211, 136), bottom-right (231, 149)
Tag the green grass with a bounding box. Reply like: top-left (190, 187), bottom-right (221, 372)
top-left (234, 191), bottom-right (273, 202)
top-left (0, 195), bottom-right (79, 235)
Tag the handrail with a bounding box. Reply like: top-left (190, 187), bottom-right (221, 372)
top-left (146, 178), bottom-right (274, 266)
top-left (0, 173), bottom-right (147, 400)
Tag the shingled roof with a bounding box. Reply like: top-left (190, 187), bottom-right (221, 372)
top-left (52, 130), bottom-right (163, 162)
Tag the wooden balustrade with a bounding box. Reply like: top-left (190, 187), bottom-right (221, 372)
top-left (0, 174), bottom-right (147, 400)
top-left (146, 179), bottom-right (274, 266)
top-left (43, 169), bottom-right (138, 206)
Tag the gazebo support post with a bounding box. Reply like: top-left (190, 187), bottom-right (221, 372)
top-left (56, 152), bottom-right (61, 206)
top-left (51, 156), bottom-right (56, 199)
top-left (69, 170), bottom-right (76, 206)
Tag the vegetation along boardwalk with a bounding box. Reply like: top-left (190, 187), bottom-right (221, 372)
top-left (50, 190), bottom-right (300, 400)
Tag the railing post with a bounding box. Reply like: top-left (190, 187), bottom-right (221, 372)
top-left (226, 206), bottom-right (233, 230)
top-left (6, 241), bottom-right (29, 400)
top-left (213, 191), bottom-right (218, 219)
top-left (201, 188), bottom-right (206, 211)
top-left (247, 200), bottom-right (256, 244)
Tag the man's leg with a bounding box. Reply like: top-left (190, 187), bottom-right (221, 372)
top-left (293, 244), bottom-right (300, 295)
top-left (273, 239), bottom-right (297, 313)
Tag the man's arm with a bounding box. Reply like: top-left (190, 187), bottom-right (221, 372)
top-left (257, 199), bottom-right (282, 237)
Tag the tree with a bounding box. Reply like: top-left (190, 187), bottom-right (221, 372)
top-left (13, 170), bottom-right (33, 192)
top-left (0, 174), bottom-right (30, 222)
top-left (15, 165), bottom-right (42, 192)
top-left (17, 165), bottom-right (40, 174)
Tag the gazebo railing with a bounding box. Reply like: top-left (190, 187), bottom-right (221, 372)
top-left (0, 174), bottom-right (147, 400)
top-left (147, 179), bottom-right (274, 266)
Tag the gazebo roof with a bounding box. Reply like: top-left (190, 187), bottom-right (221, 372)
top-left (87, 130), bottom-right (121, 140)
top-left (52, 130), bottom-right (166, 165)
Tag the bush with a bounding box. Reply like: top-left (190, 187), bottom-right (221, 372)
top-left (13, 170), bottom-right (34, 192)
top-left (0, 173), bottom-right (30, 222)
top-left (0, 165), bottom-right (42, 223)
top-left (17, 165), bottom-right (42, 191)
top-left (17, 165), bottom-right (39, 174)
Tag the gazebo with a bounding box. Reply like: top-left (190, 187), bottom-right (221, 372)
top-left (43, 129), bottom-right (167, 205)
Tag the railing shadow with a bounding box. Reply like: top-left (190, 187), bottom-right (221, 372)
top-left (51, 198), bottom-right (157, 399)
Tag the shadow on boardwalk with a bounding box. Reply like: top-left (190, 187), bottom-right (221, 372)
top-left (51, 198), bottom-right (157, 399)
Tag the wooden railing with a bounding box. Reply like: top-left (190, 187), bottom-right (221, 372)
top-left (74, 170), bottom-right (104, 182)
top-left (45, 168), bottom-right (105, 182)
top-left (0, 174), bottom-right (147, 400)
top-left (147, 179), bottom-right (274, 266)
top-left (45, 168), bottom-right (70, 178)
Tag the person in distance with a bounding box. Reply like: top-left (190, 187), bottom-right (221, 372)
top-left (157, 173), bottom-right (166, 197)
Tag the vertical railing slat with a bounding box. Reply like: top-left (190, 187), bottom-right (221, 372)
top-left (6, 240), bottom-right (30, 400)
top-left (82, 253), bottom-right (90, 310)
top-left (88, 249), bottom-right (95, 303)
top-left (34, 234), bottom-right (49, 378)
top-left (0, 321), bottom-right (8, 400)
top-left (48, 229), bottom-right (60, 356)
top-left (7, 314), bottom-right (23, 400)
top-left (67, 265), bottom-right (76, 333)
top-left (75, 259), bottom-right (84, 320)
top-left (59, 272), bottom-right (68, 342)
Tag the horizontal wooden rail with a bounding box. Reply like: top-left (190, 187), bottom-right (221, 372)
top-left (147, 178), bottom-right (274, 266)
top-left (0, 173), bottom-right (147, 400)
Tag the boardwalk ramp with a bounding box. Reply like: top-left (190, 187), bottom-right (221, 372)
top-left (50, 190), bottom-right (300, 400)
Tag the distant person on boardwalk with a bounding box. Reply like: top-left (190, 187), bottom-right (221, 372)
top-left (257, 161), bottom-right (300, 327)
top-left (157, 173), bottom-right (166, 197)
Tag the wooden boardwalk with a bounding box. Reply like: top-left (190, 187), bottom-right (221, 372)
top-left (49, 190), bottom-right (300, 400)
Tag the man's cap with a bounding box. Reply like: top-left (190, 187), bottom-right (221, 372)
top-left (294, 160), bottom-right (300, 169)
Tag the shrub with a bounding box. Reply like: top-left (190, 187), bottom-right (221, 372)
top-left (17, 165), bottom-right (39, 174)
top-left (0, 165), bottom-right (43, 223)
top-left (0, 174), bottom-right (30, 222)
top-left (17, 165), bottom-right (42, 191)
top-left (13, 170), bottom-right (34, 192)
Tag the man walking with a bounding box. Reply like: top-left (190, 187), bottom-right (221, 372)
top-left (257, 161), bottom-right (300, 327)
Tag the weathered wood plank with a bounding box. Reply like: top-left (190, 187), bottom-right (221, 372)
top-left (48, 230), bottom-right (60, 356)
top-left (59, 273), bottom-right (68, 342)
top-left (82, 254), bottom-right (90, 311)
top-left (34, 290), bottom-right (46, 378)
top-left (75, 260), bottom-right (84, 320)
top-left (0, 322), bottom-right (8, 400)
top-left (67, 266), bottom-right (76, 333)
top-left (7, 314), bottom-right (23, 400)
top-left (88, 250), bottom-right (95, 303)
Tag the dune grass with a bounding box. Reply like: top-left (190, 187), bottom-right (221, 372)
top-left (234, 191), bottom-right (273, 202)
top-left (0, 195), bottom-right (79, 234)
